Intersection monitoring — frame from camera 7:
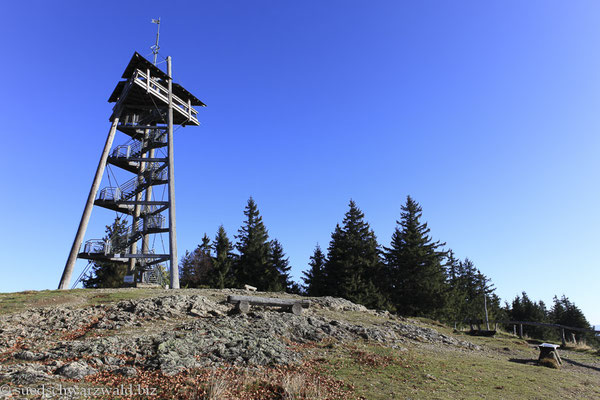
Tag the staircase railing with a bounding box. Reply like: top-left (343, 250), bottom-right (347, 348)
top-left (142, 264), bottom-right (165, 286)
top-left (97, 187), bottom-right (122, 201)
top-left (110, 129), bottom-right (166, 161)
top-left (82, 239), bottom-right (110, 254)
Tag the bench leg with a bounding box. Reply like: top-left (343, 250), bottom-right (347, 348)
top-left (554, 350), bottom-right (562, 365)
top-left (237, 300), bottom-right (250, 314)
top-left (290, 303), bottom-right (302, 316)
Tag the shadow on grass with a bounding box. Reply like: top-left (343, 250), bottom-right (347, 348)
top-left (508, 358), bottom-right (537, 366)
top-left (561, 357), bottom-right (600, 372)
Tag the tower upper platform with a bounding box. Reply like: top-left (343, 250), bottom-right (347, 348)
top-left (108, 52), bottom-right (205, 126)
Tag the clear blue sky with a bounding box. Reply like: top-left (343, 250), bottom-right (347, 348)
top-left (1, 1), bottom-right (598, 324)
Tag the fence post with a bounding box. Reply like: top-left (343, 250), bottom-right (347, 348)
top-left (513, 324), bottom-right (516, 336)
top-left (519, 324), bottom-right (523, 339)
top-left (561, 328), bottom-right (566, 347)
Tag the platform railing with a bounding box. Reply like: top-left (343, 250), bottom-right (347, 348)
top-left (133, 69), bottom-right (199, 123)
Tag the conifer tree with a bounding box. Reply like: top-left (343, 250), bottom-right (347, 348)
top-left (233, 197), bottom-right (271, 289)
top-left (179, 234), bottom-right (213, 287)
top-left (323, 200), bottom-right (388, 309)
top-left (504, 293), bottom-right (591, 341)
top-left (443, 250), bottom-right (466, 322)
top-left (210, 225), bottom-right (235, 289)
top-left (180, 229), bottom-right (236, 289)
top-left (458, 258), bottom-right (502, 324)
top-left (267, 239), bottom-right (292, 291)
top-left (302, 244), bottom-right (328, 296)
top-left (179, 249), bottom-right (195, 287)
top-left (506, 292), bottom-right (550, 338)
top-left (384, 196), bottom-right (447, 317)
top-left (550, 295), bottom-right (591, 333)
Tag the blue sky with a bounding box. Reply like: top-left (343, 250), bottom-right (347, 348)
top-left (1, 1), bottom-right (598, 324)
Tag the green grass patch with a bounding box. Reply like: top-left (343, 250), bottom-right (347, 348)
top-left (315, 309), bottom-right (391, 326)
top-left (0, 289), bottom-right (86, 315)
top-left (85, 289), bottom-right (164, 305)
top-left (312, 339), bottom-right (600, 400)
top-left (0, 288), bottom-right (168, 315)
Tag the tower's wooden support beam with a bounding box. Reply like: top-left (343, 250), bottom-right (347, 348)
top-left (59, 115), bottom-right (121, 290)
top-left (167, 56), bottom-right (179, 289)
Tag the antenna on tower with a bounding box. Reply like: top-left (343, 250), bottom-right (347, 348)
top-left (151, 18), bottom-right (161, 65)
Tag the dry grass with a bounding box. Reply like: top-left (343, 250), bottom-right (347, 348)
top-left (203, 372), bottom-right (230, 400)
top-left (563, 340), bottom-right (594, 352)
top-left (281, 373), bottom-right (324, 400)
top-left (538, 357), bottom-right (560, 369)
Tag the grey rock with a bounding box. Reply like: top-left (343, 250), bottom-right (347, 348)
top-left (14, 350), bottom-right (44, 361)
top-left (2, 365), bottom-right (52, 385)
top-left (56, 362), bottom-right (97, 380)
top-left (116, 366), bottom-right (138, 377)
top-left (311, 296), bottom-right (368, 312)
top-left (103, 356), bottom-right (125, 366)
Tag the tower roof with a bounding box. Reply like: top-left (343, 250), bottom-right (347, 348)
top-left (121, 51), bottom-right (170, 81)
top-left (108, 52), bottom-right (206, 107)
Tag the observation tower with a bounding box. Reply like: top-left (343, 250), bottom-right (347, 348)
top-left (58, 49), bottom-right (205, 290)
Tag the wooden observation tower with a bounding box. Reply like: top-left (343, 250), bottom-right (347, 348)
top-left (58, 50), bottom-right (205, 290)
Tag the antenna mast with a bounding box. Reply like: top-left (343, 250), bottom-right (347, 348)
top-left (151, 18), bottom-right (161, 65)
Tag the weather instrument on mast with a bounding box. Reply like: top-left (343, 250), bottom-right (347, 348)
top-left (151, 18), bottom-right (160, 65)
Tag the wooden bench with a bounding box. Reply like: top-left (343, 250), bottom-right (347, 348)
top-left (466, 318), bottom-right (497, 337)
top-left (227, 295), bottom-right (310, 316)
top-left (538, 343), bottom-right (562, 365)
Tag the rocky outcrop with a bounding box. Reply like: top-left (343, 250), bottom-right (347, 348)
top-left (0, 291), bottom-right (479, 382)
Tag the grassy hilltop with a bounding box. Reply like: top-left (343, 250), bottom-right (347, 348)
top-left (0, 289), bottom-right (599, 399)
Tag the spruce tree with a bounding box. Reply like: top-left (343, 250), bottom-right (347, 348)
top-left (323, 200), bottom-right (387, 309)
top-left (302, 244), bottom-right (328, 296)
top-left (506, 292), bottom-right (550, 338)
top-left (454, 258), bottom-right (502, 325)
top-left (443, 250), bottom-right (466, 322)
top-left (551, 295), bottom-right (591, 333)
top-left (179, 234), bottom-right (213, 288)
top-left (179, 250), bottom-right (195, 287)
top-left (267, 239), bottom-right (292, 292)
top-left (384, 196), bottom-right (447, 318)
top-left (233, 197), bottom-right (271, 289)
top-left (210, 225), bottom-right (235, 288)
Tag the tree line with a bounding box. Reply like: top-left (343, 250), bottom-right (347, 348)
top-left (83, 195), bottom-right (593, 339)
top-left (181, 195), bottom-right (505, 322)
top-left (179, 197), bottom-right (298, 293)
top-left (503, 292), bottom-right (594, 343)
